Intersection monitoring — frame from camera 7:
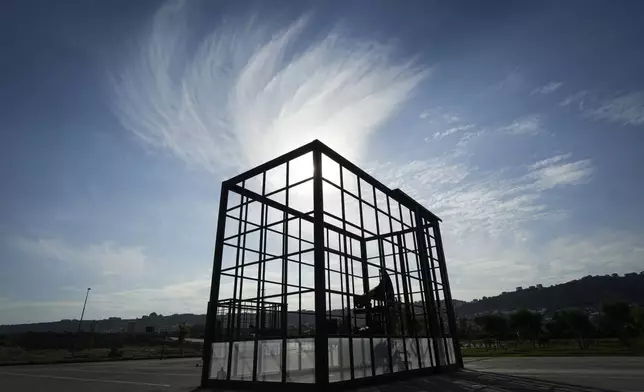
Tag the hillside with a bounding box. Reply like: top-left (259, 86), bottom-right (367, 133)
top-left (456, 272), bottom-right (644, 317)
top-left (3, 272), bottom-right (643, 334)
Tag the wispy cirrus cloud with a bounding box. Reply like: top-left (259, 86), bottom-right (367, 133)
top-left (498, 114), bottom-right (542, 135)
top-left (418, 107), bottom-right (461, 123)
top-left (365, 151), bottom-right (638, 300)
top-left (586, 91), bottom-right (644, 126)
top-left (559, 90), bottom-right (591, 108)
top-left (369, 152), bottom-right (593, 237)
top-left (529, 154), bottom-right (593, 189)
top-left (101, 0), bottom-right (639, 306)
top-left (491, 68), bottom-right (525, 94)
top-left (531, 81), bottom-right (563, 96)
top-left (429, 124), bottom-right (475, 140)
top-left (560, 90), bottom-right (644, 127)
top-left (111, 0), bottom-right (430, 176)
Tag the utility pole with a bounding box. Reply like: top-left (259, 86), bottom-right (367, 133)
top-left (73, 288), bottom-right (91, 356)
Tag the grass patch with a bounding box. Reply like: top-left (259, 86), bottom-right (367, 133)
top-left (462, 338), bottom-right (644, 357)
top-left (0, 345), bottom-right (201, 366)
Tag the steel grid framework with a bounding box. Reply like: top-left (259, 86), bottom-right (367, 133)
top-left (201, 140), bottom-right (462, 390)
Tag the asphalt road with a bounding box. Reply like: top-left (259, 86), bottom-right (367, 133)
top-left (1, 356), bottom-right (642, 391)
top-left (0, 358), bottom-right (202, 392)
top-left (465, 356), bottom-right (644, 392)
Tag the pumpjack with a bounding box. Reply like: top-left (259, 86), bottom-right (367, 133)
top-left (353, 268), bottom-right (419, 337)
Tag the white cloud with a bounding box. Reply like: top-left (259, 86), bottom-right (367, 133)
top-left (491, 69), bottom-right (525, 94)
top-left (448, 229), bottom-right (644, 300)
top-left (531, 81), bottom-right (563, 96)
top-left (559, 90), bottom-right (591, 108)
top-left (112, 1), bottom-right (430, 177)
top-left (418, 107), bottom-right (460, 123)
top-left (370, 152), bottom-right (593, 238)
top-left (498, 114), bottom-right (542, 135)
top-left (586, 91), bottom-right (644, 126)
top-left (96, 0), bottom-right (640, 311)
top-left (88, 278), bottom-right (212, 317)
top-left (0, 298), bottom-right (83, 325)
top-left (368, 152), bottom-right (643, 301)
top-left (529, 154), bottom-right (593, 189)
top-left (0, 278), bottom-right (213, 324)
top-left (13, 237), bottom-right (148, 277)
top-left (431, 124), bottom-right (475, 140)
top-left (560, 90), bottom-right (644, 127)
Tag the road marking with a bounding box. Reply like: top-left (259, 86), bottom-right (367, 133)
top-left (0, 372), bottom-right (171, 387)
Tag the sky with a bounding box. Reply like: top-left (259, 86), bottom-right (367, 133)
top-left (1, 0), bottom-right (644, 325)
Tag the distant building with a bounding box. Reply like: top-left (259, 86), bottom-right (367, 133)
top-left (536, 284), bottom-right (543, 289)
top-left (127, 321), bottom-right (136, 334)
top-left (516, 286), bottom-right (523, 291)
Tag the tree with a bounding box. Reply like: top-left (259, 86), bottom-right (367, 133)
top-left (601, 302), bottom-right (631, 336)
top-left (555, 309), bottom-right (593, 349)
top-left (178, 322), bottom-right (190, 356)
top-left (510, 309), bottom-right (542, 347)
top-left (457, 317), bottom-right (473, 344)
top-left (600, 302), bottom-right (640, 347)
top-left (631, 305), bottom-right (644, 333)
top-left (474, 314), bottom-right (509, 342)
top-left (190, 323), bottom-right (206, 339)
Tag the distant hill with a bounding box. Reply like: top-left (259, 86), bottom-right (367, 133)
top-left (455, 272), bottom-right (644, 317)
top-left (3, 272), bottom-right (643, 333)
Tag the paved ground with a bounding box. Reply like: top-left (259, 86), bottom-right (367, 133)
top-left (1, 356), bottom-right (641, 391)
top-left (0, 358), bottom-right (202, 392)
top-left (465, 357), bottom-right (644, 392)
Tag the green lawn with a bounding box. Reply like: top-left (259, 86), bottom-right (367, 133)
top-left (461, 338), bottom-right (644, 357)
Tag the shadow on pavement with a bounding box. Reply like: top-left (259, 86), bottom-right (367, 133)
top-left (192, 369), bottom-right (620, 392)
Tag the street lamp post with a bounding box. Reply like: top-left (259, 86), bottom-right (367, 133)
top-left (77, 287), bottom-right (91, 333)
top-left (73, 288), bottom-right (91, 356)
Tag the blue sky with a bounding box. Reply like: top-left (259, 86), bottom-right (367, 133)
top-left (1, 0), bottom-right (643, 324)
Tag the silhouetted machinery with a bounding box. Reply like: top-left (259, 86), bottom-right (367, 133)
top-left (353, 268), bottom-right (419, 337)
top-left (355, 269), bottom-right (394, 309)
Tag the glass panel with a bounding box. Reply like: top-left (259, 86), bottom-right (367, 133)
top-left (418, 338), bottom-right (431, 368)
top-left (328, 337), bottom-right (351, 382)
top-left (257, 340), bottom-right (282, 382)
top-left (391, 338), bottom-right (406, 372)
top-left (434, 338), bottom-right (447, 366)
top-left (209, 342), bottom-right (230, 379)
top-left (285, 338), bottom-right (315, 383)
top-left (352, 338), bottom-right (372, 379)
top-left (230, 341), bottom-right (254, 381)
top-left (405, 338), bottom-right (419, 370)
top-left (446, 337), bottom-right (455, 364)
top-left (373, 337), bottom-right (390, 375)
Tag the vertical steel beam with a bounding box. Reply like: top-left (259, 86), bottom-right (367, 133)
top-left (201, 184), bottom-right (230, 387)
top-left (413, 211), bottom-right (442, 370)
top-left (360, 239), bottom-right (376, 377)
top-left (252, 172), bottom-right (268, 381)
top-left (281, 162), bottom-right (290, 382)
top-left (433, 222), bottom-right (463, 368)
top-left (424, 224), bottom-right (449, 367)
top-left (312, 149), bottom-right (329, 386)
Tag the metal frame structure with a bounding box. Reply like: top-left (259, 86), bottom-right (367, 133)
top-left (201, 140), bottom-right (462, 390)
